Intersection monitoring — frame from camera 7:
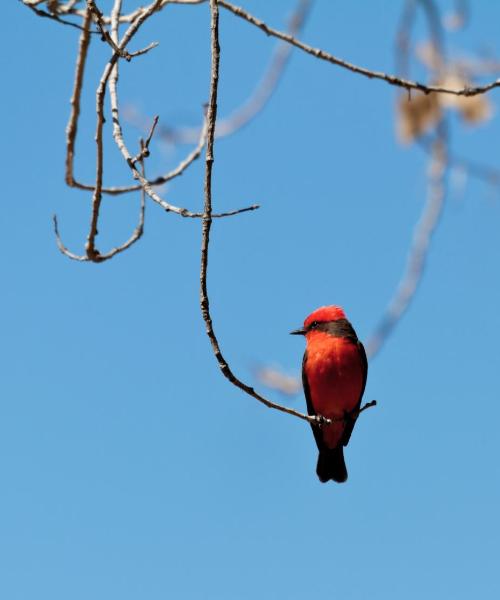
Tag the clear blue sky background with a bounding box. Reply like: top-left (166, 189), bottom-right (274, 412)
top-left (2, 1), bottom-right (500, 598)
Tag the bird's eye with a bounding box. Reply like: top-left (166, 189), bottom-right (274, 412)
top-left (310, 321), bottom-right (319, 329)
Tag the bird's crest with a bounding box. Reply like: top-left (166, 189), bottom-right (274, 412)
top-left (304, 305), bottom-right (346, 328)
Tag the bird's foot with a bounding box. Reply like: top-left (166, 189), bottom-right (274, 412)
top-left (313, 414), bottom-right (331, 427)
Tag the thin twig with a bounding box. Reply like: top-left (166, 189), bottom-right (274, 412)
top-left (130, 116), bottom-right (160, 166)
top-left (22, 0), bottom-right (96, 31)
top-left (53, 215), bottom-right (88, 261)
top-left (356, 400), bottom-right (378, 418)
top-left (87, 0), bottom-right (131, 59)
top-left (85, 0), bottom-right (124, 260)
top-left (87, 0), bottom-right (159, 60)
top-left (148, 118), bottom-right (208, 185)
top-left (218, 0), bottom-right (500, 98)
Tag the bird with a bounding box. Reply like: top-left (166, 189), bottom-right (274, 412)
top-left (291, 305), bottom-right (368, 483)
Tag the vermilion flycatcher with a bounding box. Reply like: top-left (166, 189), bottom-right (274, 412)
top-left (291, 306), bottom-right (368, 483)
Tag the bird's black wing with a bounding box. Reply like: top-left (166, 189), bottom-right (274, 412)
top-left (302, 350), bottom-right (325, 452)
top-left (341, 339), bottom-right (368, 447)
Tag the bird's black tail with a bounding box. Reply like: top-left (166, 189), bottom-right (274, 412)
top-left (316, 446), bottom-right (348, 483)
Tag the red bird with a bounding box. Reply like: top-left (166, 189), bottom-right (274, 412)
top-left (291, 306), bottom-right (368, 483)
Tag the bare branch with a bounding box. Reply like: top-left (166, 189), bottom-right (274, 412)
top-left (199, 0), bottom-right (309, 423)
top-left (367, 0), bottom-right (499, 356)
top-left (53, 214), bottom-right (89, 261)
top-left (366, 124), bottom-right (448, 358)
top-left (65, 6), bottom-right (92, 189)
top-left (218, 0), bottom-right (500, 98)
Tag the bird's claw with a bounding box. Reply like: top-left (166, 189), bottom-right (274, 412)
top-left (314, 414), bottom-right (330, 427)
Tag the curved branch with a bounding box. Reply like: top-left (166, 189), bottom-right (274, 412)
top-left (53, 214), bottom-right (88, 261)
top-left (65, 7), bottom-right (92, 190)
top-left (218, 0), bottom-right (500, 98)
top-left (198, 0), bottom-right (376, 426)
top-left (365, 124), bottom-right (448, 358)
top-left (53, 172), bottom-right (145, 263)
top-left (27, 0), bottom-right (500, 97)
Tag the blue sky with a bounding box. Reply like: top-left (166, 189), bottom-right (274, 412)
top-left (2, 1), bottom-right (500, 598)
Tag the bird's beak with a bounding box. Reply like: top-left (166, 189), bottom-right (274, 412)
top-left (290, 327), bottom-right (306, 335)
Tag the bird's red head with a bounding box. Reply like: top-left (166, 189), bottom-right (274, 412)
top-left (304, 305), bottom-right (346, 329)
top-left (290, 305), bottom-right (348, 337)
